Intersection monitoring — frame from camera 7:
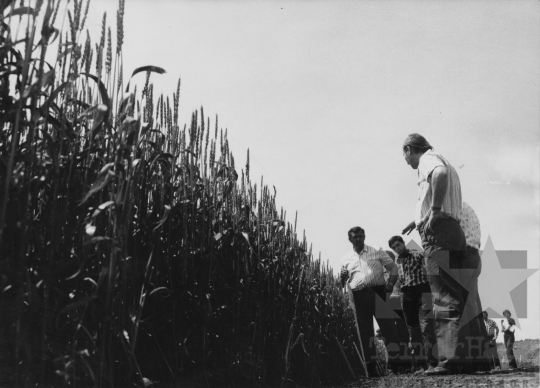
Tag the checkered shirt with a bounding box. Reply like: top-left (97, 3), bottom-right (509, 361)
top-left (484, 318), bottom-right (499, 338)
top-left (396, 249), bottom-right (429, 290)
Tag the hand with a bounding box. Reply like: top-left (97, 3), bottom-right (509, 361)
top-left (424, 209), bottom-right (442, 233)
top-left (402, 221), bottom-right (416, 235)
top-left (340, 268), bottom-right (348, 287)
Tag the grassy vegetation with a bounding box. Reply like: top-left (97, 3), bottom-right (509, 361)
top-left (0, 1), bottom-right (362, 387)
top-left (497, 339), bottom-right (540, 369)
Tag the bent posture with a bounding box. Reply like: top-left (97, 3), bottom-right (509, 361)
top-left (401, 133), bottom-right (471, 375)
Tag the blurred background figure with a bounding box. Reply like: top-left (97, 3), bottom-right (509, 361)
top-left (501, 310), bottom-right (518, 369)
top-left (482, 311), bottom-right (501, 369)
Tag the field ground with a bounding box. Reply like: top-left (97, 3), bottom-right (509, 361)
top-left (353, 368), bottom-right (539, 388)
top-left (496, 339), bottom-right (539, 369)
top-left (336, 339), bottom-right (540, 388)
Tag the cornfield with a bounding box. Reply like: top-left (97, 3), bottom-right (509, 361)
top-left (0, 1), bottom-right (361, 387)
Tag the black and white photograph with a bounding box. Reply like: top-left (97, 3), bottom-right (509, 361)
top-left (0, 0), bottom-right (538, 387)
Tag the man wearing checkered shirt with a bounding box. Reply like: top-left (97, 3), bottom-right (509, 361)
top-left (482, 311), bottom-right (501, 368)
top-left (389, 235), bottom-right (438, 373)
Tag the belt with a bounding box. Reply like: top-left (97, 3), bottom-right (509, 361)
top-left (352, 284), bottom-right (385, 292)
top-left (401, 282), bottom-right (430, 292)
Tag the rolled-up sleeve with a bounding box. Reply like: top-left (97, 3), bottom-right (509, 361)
top-left (419, 153), bottom-right (445, 183)
top-left (379, 249), bottom-right (398, 276)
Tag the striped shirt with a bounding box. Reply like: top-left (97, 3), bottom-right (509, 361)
top-left (460, 202), bottom-right (481, 250)
top-left (340, 245), bottom-right (397, 291)
top-left (396, 249), bottom-right (429, 290)
top-left (484, 318), bottom-right (499, 338)
top-left (415, 150), bottom-right (462, 225)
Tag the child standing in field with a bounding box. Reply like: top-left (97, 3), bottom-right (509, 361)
top-left (501, 310), bottom-right (518, 369)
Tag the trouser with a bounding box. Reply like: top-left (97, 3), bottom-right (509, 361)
top-left (485, 336), bottom-right (501, 367)
top-left (394, 308), bottom-right (414, 351)
top-left (421, 216), bottom-right (469, 371)
top-left (402, 282), bottom-right (438, 368)
top-left (387, 295), bottom-right (412, 351)
top-left (459, 247), bottom-right (492, 371)
top-left (352, 285), bottom-right (408, 374)
top-left (504, 333), bottom-right (518, 368)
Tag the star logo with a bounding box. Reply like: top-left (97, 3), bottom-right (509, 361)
top-left (476, 236), bottom-right (538, 328)
top-left (403, 237), bottom-right (537, 329)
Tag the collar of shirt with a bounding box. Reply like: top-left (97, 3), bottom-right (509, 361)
top-left (353, 246), bottom-right (368, 256)
top-left (396, 249), bottom-right (410, 263)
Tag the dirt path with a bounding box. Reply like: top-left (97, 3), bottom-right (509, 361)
top-left (349, 369), bottom-right (539, 388)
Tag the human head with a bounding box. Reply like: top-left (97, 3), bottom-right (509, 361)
top-left (348, 226), bottom-right (365, 238)
top-left (402, 133), bottom-right (433, 169)
top-left (388, 235), bottom-right (406, 256)
top-left (348, 226), bottom-right (366, 251)
top-left (482, 311), bottom-right (488, 320)
top-left (502, 309), bottom-right (511, 318)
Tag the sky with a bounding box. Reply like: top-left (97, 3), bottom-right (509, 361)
top-left (80, 0), bottom-right (540, 339)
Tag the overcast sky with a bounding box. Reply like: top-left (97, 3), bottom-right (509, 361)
top-left (84, 0), bottom-right (540, 339)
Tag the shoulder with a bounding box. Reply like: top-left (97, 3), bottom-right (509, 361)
top-left (363, 245), bottom-right (378, 255)
top-left (461, 202), bottom-right (480, 221)
top-left (409, 249), bottom-right (424, 259)
top-left (418, 151), bottom-right (446, 178)
top-left (419, 150), bottom-right (444, 166)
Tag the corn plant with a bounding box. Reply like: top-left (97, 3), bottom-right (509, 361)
top-left (0, 1), bottom-right (362, 387)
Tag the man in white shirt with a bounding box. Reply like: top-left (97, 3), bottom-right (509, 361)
top-left (340, 226), bottom-right (405, 374)
top-left (401, 133), bottom-right (468, 375)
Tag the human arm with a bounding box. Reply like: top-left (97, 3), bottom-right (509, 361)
top-left (425, 166), bottom-right (448, 232)
top-left (402, 220), bottom-right (416, 235)
top-left (489, 321), bottom-right (499, 344)
top-left (380, 251), bottom-right (398, 292)
top-left (385, 262), bottom-right (399, 292)
top-left (340, 267), bottom-right (348, 288)
top-left (507, 318), bottom-right (516, 332)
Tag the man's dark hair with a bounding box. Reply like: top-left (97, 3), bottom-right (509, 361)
top-left (482, 311), bottom-right (487, 315)
top-left (348, 226), bottom-right (365, 238)
top-left (388, 235), bottom-right (404, 247)
top-left (403, 133), bottom-right (433, 153)
top-left (502, 309), bottom-right (511, 316)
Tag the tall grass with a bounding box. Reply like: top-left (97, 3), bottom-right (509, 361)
top-left (0, 1), bottom-right (361, 386)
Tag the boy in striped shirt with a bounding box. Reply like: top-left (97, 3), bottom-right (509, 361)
top-left (389, 235), bottom-right (438, 373)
